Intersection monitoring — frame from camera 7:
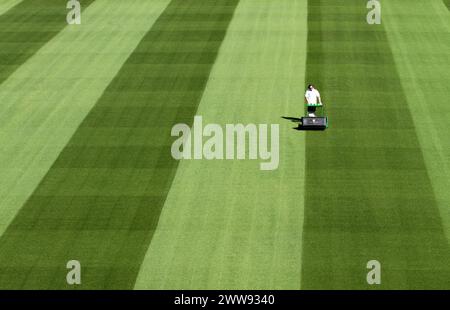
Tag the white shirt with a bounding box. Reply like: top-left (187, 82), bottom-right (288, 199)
top-left (305, 89), bottom-right (321, 104)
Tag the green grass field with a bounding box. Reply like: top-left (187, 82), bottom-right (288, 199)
top-left (444, 0), bottom-right (450, 10)
top-left (0, 0), bottom-right (449, 290)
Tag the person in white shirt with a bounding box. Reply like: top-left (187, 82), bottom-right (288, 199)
top-left (304, 84), bottom-right (322, 116)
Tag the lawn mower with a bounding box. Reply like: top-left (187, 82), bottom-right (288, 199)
top-left (299, 102), bottom-right (328, 130)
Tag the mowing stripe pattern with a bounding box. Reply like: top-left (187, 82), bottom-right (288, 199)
top-left (0, 0), bottom-right (23, 16)
top-left (0, 0), bottom-right (171, 241)
top-left (301, 0), bottom-right (450, 289)
top-left (135, 0), bottom-right (309, 289)
top-left (382, 0), bottom-right (450, 242)
top-left (0, 0), bottom-right (239, 289)
top-left (444, 0), bottom-right (450, 10)
top-left (0, 0), bottom-right (95, 86)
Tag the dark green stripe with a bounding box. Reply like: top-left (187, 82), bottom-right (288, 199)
top-left (301, 0), bottom-right (450, 289)
top-left (444, 0), bottom-right (450, 10)
top-left (0, 0), bottom-right (95, 85)
top-left (0, 0), bottom-right (239, 289)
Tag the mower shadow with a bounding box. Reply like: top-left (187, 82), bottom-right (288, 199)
top-left (281, 116), bottom-right (301, 122)
top-left (281, 116), bottom-right (326, 131)
top-left (281, 116), bottom-right (304, 131)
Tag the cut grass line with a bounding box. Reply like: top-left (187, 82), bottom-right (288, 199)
top-left (0, 0), bottom-right (22, 16)
top-left (383, 0), bottom-right (450, 243)
top-left (135, 0), bottom-right (308, 290)
top-left (301, 0), bottom-right (450, 289)
top-left (0, 0), bottom-right (95, 86)
top-left (444, 0), bottom-right (450, 10)
top-left (0, 0), bottom-right (171, 238)
top-left (0, 0), bottom-right (238, 289)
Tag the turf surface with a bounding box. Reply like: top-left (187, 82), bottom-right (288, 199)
top-left (0, 0), bottom-right (95, 85)
top-left (444, 0), bottom-right (450, 10)
top-left (135, 0), bottom-right (308, 290)
top-left (383, 0), bottom-right (450, 242)
top-left (0, 0), bottom-right (449, 290)
top-left (0, 0), bottom-right (23, 16)
top-left (301, 0), bottom-right (450, 289)
top-left (0, 0), bottom-right (238, 289)
top-left (0, 0), bottom-right (171, 238)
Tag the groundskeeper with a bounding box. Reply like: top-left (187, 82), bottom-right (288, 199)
top-left (304, 84), bottom-right (322, 116)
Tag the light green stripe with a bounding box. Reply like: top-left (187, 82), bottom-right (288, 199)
top-left (0, 0), bottom-right (22, 15)
top-left (384, 0), bottom-right (450, 241)
top-left (135, 0), bottom-right (308, 290)
top-left (0, 0), bottom-right (171, 236)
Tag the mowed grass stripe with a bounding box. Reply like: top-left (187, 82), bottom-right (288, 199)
top-left (301, 0), bottom-right (450, 289)
top-left (444, 0), bottom-right (450, 10)
top-left (0, 0), bottom-right (171, 239)
top-left (0, 0), bottom-right (239, 289)
top-left (0, 0), bottom-right (95, 85)
top-left (135, 0), bottom-right (308, 290)
top-left (0, 0), bottom-right (23, 16)
top-left (383, 0), bottom-right (450, 242)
